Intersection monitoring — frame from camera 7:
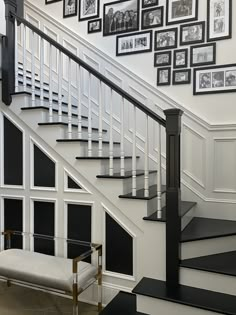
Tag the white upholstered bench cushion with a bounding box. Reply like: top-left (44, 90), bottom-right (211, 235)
top-left (0, 249), bottom-right (97, 292)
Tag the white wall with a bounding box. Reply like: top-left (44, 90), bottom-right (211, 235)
top-left (0, 0), bottom-right (6, 36)
top-left (26, 0), bottom-right (236, 125)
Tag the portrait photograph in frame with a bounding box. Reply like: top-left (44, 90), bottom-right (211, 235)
top-left (207, 0), bottom-right (232, 41)
top-left (116, 30), bottom-right (152, 56)
top-left (79, 0), bottom-right (100, 21)
top-left (141, 6), bottom-right (163, 29)
top-left (63, 0), bottom-right (78, 18)
top-left (154, 51), bottom-right (172, 67)
top-left (45, 0), bottom-right (62, 4)
top-left (166, 0), bottom-right (198, 25)
top-left (190, 43), bottom-right (216, 67)
top-left (103, 0), bottom-right (140, 36)
top-left (180, 21), bottom-right (205, 45)
top-left (154, 28), bottom-right (178, 51)
top-left (173, 48), bottom-right (188, 68)
top-left (142, 0), bottom-right (158, 8)
top-left (88, 18), bottom-right (102, 33)
top-left (157, 67), bottom-right (171, 86)
top-left (173, 69), bottom-right (191, 84)
top-left (193, 64), bottom-right (236, 95)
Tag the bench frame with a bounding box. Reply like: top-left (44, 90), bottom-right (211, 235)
top-left (1, 230), bottom-right (103, 315)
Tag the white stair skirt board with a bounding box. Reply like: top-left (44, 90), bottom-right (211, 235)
top-left (180, 267), bottom-right (236, 297)
top-left (181, 234), bottom-right (236, 259)
top-left (181, 204), bottom-right (195, 231)
top-left (136, 295), bottom-right (224, 315)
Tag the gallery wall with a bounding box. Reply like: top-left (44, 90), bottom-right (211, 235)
top-left (26, 0), bottom-right (236, 124)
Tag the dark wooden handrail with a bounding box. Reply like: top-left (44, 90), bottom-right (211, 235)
top-left (11, 12), bottom-right (166, 127)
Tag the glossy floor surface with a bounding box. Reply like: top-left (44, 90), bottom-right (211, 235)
top-left (0, 282), bottom-right (98, 315)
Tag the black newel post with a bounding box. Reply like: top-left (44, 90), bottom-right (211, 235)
top-left (2, 0), bottom-right (17, 106)
top-left (164, 108), bottom-right (183, 290)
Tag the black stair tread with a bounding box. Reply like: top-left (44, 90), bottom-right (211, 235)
top-left (57, 138), bottom-right (120, 144)
top-left (181, 217), bottom-right (236, 243)
top-left (133, 277), bottom-right (236, 315)
top-left (18, 81), bottom-right (60, 96)
top-left (76, 156), bottom-right (139, 160)
top-left (181, 250), bottom-right (236, 277)
top-left (21, 106), bottom-right (88, 120)
top-left (97, 170), bottom-right (157, 179)
top-left (18, 67), bottom-right (39, 76)
top-left (18, 73), bottom-right (49, 86)
top-left (38, 122), bottom-right (107, 132)
top-left (100, 291), bottom-right (148, 315)
top-left (119, 184), bottom-right (166, 200)
top-left (143, 201), bottom-right (196, 222)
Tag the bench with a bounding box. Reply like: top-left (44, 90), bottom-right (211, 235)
top-left (0, 230), bottom-right (103, 315)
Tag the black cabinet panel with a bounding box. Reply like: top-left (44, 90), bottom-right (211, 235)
top-left (4, 116), bottom-right (23, 186)
top-left (4, 198), bottom-right (23, 249)
top-left (68, 176), bottom-right (82, 189)
top-left (106, 213), bottom-right (133, 276)
top-left (34, 144), bottom-right (55, 187)
top-left (67, 204), bottom-right (91, 261)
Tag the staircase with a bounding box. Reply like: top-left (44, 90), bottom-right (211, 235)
top-left (1, 3), bottom-right (236, 315)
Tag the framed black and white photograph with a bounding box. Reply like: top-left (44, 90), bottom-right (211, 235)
top-left (141, 6), bottom-right (163, 29)
top-left (207, 0), bottom-right (232, 41)
top-left (154, 28), bottom-right (178, 51)
top-left (173, 69), bottom-right (191, 84)
top-left (142, 0), bottom-right (158, 8)
top-left (190, 43), bottom-right (216, 67)
top-left (116, 30), bottom-right (152, 56)
top-left (88, 18), bottom-right (102, 33)
top-left (154, 51), bottom-right (172, 67)
top-left (79, 0), bottom-right (100, 21)
top-left (180, 21), bottom-right (205, 45)
top-left (63, 0), bottom-right (77, 18)
top-left (166, 0), bottom-right (198, 25)
top-left (194, 64), bottom-right (236, 95)
top-left (103, 0), bottom-right (140, 36)
top-left (45, 0), bottom-right (62, 4)
top-left (173, 49), bottom-right (188, 68)
top-left (157, 67), bottom-right (171, 86)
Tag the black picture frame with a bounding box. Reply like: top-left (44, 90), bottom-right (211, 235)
top-left (116, 30), bottom-right (152, 56)
top-left (79, 0), bottom-right (100, 21)
top-left (154, 27), bottom-right (178, 51)
top-left (173, 48), bottom-right (188, 69)
top-left (142, 0), bottom-right (158, 8)
top-left (207, 0), bottom-right (232, 42)
top-left (141, 6), bottom-right (163, 30)
top-left (63, 0), bottom-right (78, 18)
top-left (173, 69), bottom-right (191, 85)
top-left (88, 18), bottom-right (102, 33)
top-left (45, 0), bottom-right (62, 3)
top-left (154, 51), bottom-right (172, 67)
top-left (180, 21), bottom-right (205, 46)
top-left (157, 67), bottom-right (171, 86)
top-left (193, 64), bottom-right (236, 95)
top-left (166, 0), bottom-right (198, 25)
top-left (190, 43), bottom-right (216, 67)
top-left (103, 0), bottom-right (140, 37)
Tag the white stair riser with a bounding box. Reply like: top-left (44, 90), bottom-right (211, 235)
top-left (181, 235), bottom-right (236, 259)
top-left (137, 295), bottom-right (224, 315)
top-left (181, 205), bottom-right (196, 231)
top-left (181, 267), bottom-right (236, 297)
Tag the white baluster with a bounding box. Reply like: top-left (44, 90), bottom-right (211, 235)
top-left (132, 106), bottom-right (137, 196)
top-left (31, 31), bottom-right (36, 107)
top-left (22, 24), bottom-right (26, 92)
top-left (157, 124), bottom-right (162, 217)
top-left (49, 44), bottom-right (53, 122)
top-left (67, 58), bottom-right (72, 139)
top-left (77, 65), bottom-right (82, 139)
top-left (58, 51), bottom-right (62, 122)
top-left (40, 37), bottom-right (44, 107)
top-left (14, 19), bottom-right (19, 92)
top-left (120, 97), bottom-right (125, 176)
top-left (98, 80), bottom-right (103, 157)
top-left (144, 114), bottom-right (149, 198)
top-left (88, 72), bottom-right (92, 156)
top-left (109, 89), bottom-right (113, 176)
